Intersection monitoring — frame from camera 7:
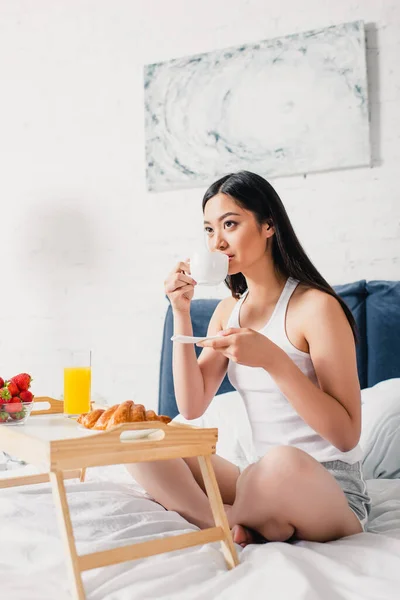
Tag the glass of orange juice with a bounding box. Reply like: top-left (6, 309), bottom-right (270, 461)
top-left (64, 351), bottom-right (91, 418)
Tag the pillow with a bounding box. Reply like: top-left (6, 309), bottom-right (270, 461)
top-left (360, 378), bottom-right (400, 479)
top-left (173, 391), bottom-right (258, 471)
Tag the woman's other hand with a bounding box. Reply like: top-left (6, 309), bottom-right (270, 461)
top-left (196, 327), bottom-right (283, 370)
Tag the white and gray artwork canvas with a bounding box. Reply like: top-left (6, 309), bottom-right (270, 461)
top-left (144, 21), bottom-right (370, 192)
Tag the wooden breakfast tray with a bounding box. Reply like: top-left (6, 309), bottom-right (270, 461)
top-left (0, 397), bottom-right (239, 599)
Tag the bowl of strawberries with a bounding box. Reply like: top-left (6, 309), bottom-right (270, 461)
top-left (0, 373), bottom-right (34, 425)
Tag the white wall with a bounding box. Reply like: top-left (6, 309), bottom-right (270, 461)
top-left (0, 0), bottom-right (399, 407)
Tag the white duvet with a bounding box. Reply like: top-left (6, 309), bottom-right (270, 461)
top-left (1, 464), bottom-right (400, 600)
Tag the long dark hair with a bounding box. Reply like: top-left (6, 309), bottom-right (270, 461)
top-left (202, 170), bottom-right (358, 341)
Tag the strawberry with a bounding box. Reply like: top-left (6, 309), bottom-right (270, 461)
top-left (19, 390), bottom-right (34, 403)
top-left (0, 411), bottom-right (9, 423)
top-left (10, 408), bottom-right (26, 421)
top-left (6, 380), bottom-right (20, 397)
top-left (0, 388), bottom-right (11, 402)
top-left (10, 373), bottom-right (32, 391)
top-left (5, 401), bottom-right (23, 414)
top-left (0, 377), bottom-right (4, 388)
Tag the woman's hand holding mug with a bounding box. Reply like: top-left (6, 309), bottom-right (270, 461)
top-left (165, 250), bottom-right (228, 312)
top-left (164, 260), bottom-right (197, 313)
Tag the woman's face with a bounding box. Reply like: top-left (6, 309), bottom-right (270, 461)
top-left (203, 193), bottom-right (273, 275)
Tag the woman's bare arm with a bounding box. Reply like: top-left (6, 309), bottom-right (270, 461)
top-left (267, 291), bottom-right (361, 452)
top-left (172, 298), bottom-right (233, 419)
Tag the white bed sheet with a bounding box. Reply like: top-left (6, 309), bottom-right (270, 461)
top-left (1, 466), bottom-right (400, 600)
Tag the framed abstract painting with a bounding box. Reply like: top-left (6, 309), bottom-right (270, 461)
top-left (144, 21), bottom-right (370, 192)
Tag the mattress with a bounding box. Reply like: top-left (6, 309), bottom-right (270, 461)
top-left (0, 465), bottom-right (400, 600)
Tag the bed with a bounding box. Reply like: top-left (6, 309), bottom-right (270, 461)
top-left (1, 279), bottom-right (400, 599)
top-left (1, 464), bottom-right (400, 599)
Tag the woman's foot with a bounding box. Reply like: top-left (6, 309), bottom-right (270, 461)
top-left (231, 524), bottom-right (267, 547)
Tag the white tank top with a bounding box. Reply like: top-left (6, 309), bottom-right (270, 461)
top-left (227, 277), bottom-right (362, 464)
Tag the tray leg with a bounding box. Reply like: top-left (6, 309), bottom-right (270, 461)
top-left (79, 468), bottom-right (87, 482)
top-left (197, 455), bottom-right (239, 569)
top-left (49, 470), bottom-right (86, 600)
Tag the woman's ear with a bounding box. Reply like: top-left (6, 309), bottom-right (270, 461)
top-left (264, 219), bottom-right (275, 237)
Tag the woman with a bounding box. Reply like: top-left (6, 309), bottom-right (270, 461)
top-left (128, 170), bottom-right (371, 547)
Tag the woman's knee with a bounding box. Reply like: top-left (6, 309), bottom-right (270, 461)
top-left (257, 445), bottom-right (314, 482)
top-left (232, 447), bottom-right (315, 519)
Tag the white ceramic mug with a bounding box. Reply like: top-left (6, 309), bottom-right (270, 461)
top-left (189, 250), bottom-right (229, 286)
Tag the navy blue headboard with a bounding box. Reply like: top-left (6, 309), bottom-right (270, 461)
top-left (159, 280), bottom-right (400, 418)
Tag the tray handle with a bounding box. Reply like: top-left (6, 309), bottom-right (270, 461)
top-left (80, 420), bottom-right (218, 446)
top-left (32, 396), bottom-right (64, 415)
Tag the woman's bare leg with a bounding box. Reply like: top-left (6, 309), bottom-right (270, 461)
top-left (127, 446), bottom-right (362, 546)
top-left (230, 446), bottom-right (363, 545)
top-left (126, 454), bottom-right (239, 530)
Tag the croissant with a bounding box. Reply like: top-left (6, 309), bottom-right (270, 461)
top-left (79, 400), bottom-right (171, 430)
top-left (144, 409), bottom-right (170, 424)
top-left (106, 400), bottom-right (134, 430)
top-left (79, 408), bottom-right (105, 428)
top-left (93, 404), bottom-right (119, 430)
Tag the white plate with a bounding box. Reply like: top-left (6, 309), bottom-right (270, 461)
top-left (170, 334), bottom-right (221, 344)
top-left (77, 423), bottom-right (159, 439)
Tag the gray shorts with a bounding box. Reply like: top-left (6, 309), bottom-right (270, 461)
top-left (321, 460), bottom-right (371, 531)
